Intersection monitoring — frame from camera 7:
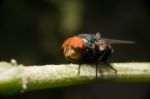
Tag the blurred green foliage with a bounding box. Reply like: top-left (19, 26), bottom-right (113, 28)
top-left (0, 0), bottom-right (83, 65)
top-left (0, 0), bottom-right (150, 65)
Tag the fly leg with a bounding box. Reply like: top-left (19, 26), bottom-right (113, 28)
top-left (97, 63), bottom-right (104, 79)
top-left (95, 63), bottom-right (98, 80)
top-left (78, 62), bottom-right (81, 76)
top-left (95, 62), bottom-right (104, 80)
top-left (104, 62), bottom-right (117, 75)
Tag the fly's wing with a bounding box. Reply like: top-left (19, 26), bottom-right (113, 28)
top-left (94, 32), bottom-right (136, 44)
top-left (101, 38), bottom-right (136, 44)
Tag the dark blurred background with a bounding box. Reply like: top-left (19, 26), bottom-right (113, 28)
top-left (0, 0), bottom-right (150, 99)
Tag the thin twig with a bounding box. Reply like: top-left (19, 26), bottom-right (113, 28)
top-left (0, 61), bottom-right (150, 95)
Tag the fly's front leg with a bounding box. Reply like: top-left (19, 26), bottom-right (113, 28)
top-left (78, 62), bottom-right (81, 76)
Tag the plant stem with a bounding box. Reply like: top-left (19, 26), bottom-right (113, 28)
top-left (0, 61), bottom-right (150, 95)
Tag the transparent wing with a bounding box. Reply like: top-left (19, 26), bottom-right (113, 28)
top-left (101, 38), bottom-right (136, 44)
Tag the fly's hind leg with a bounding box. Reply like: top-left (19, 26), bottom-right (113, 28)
top-left (104, 62), bottom-right (117, 75)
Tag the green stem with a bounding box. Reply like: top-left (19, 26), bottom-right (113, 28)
top-left (0, 61), bottom-right (150, 95)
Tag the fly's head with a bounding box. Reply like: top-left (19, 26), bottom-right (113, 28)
top-left (61, 36), bottom-right (86, 61)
